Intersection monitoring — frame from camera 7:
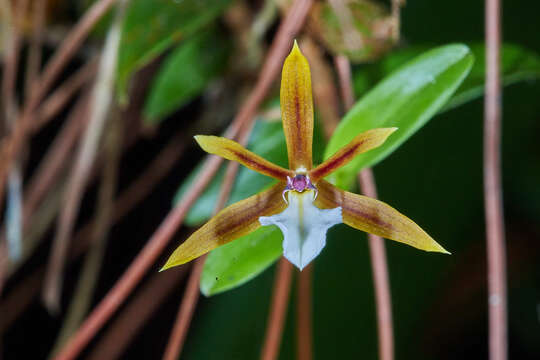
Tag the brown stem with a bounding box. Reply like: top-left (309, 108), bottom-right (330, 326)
top-left (161, 256), bottom-right (206, 360)
top-left (260, 258), bottom-right (294, 360)
top-left (358, 171), bottom-right (394, 360)
top-left (24, 0), bottom-right (46, 101)
top-left (296, 264), bottom-right (313, 360)
top-left (0, 127), bottom-right (189, 331)
top-left (162, 115), bottom-right (255, 360)
top-left (53, 154), bottom-right (223, 360)
top-left (50, 110), bottom-right (122, 357)
top-left (34, 58), bottom-right (98, 133)
top-left (484, 0), bottom-right (507, 359)
top-left (301, 38), bottom-right (340, 139)
top-left (0, 0), bottom-right (118, 209)
top-left (24, 92), bottom-right (90, 223)
top-left (336, 56), bottom-right (394, 360)
top-left (42, 0), bottom-right (128, 312)
top-left (0, 0), bottom-right (28, 298)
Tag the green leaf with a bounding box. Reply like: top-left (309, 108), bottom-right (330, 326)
top-left (117, 0), bottom-right (231, 101)
top-left (143, 30), bottom-right (230, 124)
top-left (353, 43), bottom-right (540, 112)
top-left (326, 44), bottom-right (474, 189)
top-left (200, 226), bottom-right (283, 296)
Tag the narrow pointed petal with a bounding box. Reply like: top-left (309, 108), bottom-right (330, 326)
top-left (280, 41), bottom-right (314, 171)
top-left (195, 135), bottom-right (293, 180)
top-left (260, 190), bottom-right (342, 269)
top-left (309, 128), bottom-right (397, 182)
top-left (315, 180), bottom-right (450, 253)
top-left (161, 183), bottom-right (286, 270)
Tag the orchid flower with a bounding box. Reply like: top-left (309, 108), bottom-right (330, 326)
top-left (162, 42), bottom-right (448, 272)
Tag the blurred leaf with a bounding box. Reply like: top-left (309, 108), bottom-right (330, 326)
top-left (326, 44), bottom-right (474, 190)
top-left (143, 29), bottom-right (230, 123)
top-left (354, 43), bottom-right (540, 111)
top-left (117, 0), bottom-right (231, 101)
top-left (309, 0), bottom-right (395, 63)
top-left (200, 226), bottom-right (282, 296)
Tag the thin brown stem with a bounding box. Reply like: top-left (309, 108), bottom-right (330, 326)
top-left (42, 0), bottom-right (128, 312)
top-left (301, 38), bottom-right (340, 138)
top-left (391, 0), bottom-right (403, 42)
top-left (333, 55), bottom-right (355, 110)
top-left (53, 154), bottom-right (223, 360)
top-left (25, 0), bottom-right (46, 101)
top-left (484, 0), bottom-right (507, 359)
top-left (358, 171), bottom-right (394, 360)
top-left (0, 0), bottom-right (28, 297)
top-left (25, 92), bottom-right (90, 223)
top-left (161, 256), bottom-right (206, 360)
top-left (0, 127), bottom-right (189, 330)
top-left (336, 56), bottom-right (394, 360)
top-left (34, 58), bottom-right (98, 133)
top-left (260, 258), bottom-right (294, 360)
top-left (0, 0), bottom-right (118, 208)
top-left (53, 1), bottom-right (313, 357)
top-left (296, 264), bottom-right (313, 360)
top-left (50, 110), bottom-right (122, 357)
top-left (162, 115), bottom-right (255, 360)
top-left (87, 267), bottom-right (190, 360)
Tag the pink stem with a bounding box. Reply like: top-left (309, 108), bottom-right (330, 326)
top-left (336, 55), bottom-right (394, 360)
top-left (484, 0), bottom-right (507, 359)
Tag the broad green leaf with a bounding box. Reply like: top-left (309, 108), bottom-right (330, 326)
top-left (326, 44), bottom-right (474, 189)
top-left (143, 30), bottom-right (230, 123)
top-left (117, 0), bottom-right (231, 101)
top-left (200, 226), bottom-right (282, 296)
top-left (354, 43), bottom-right (540, 112)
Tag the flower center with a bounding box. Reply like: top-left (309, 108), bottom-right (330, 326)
top-left (283, 174), bottom-right (317, 203)
top-left (292, 175), bottom-right (308, 192)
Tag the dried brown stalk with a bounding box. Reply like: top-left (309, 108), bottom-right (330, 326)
top-left (0, 0), bottom-right (28, 297)
top-left (484, 0), bottom-right (507, 359)
top-left (87, 267), bottom-right (190, 360)
top-left (24, 0), bottom-right (46, 101)
top-left (297, 264), bottom-right (313, 360)
top-left (301, 38), bottom-right (340, 138)
top-left (162, 115), bottom-right (255, 360)
top-left (0, 0), bottom-right (118, 208)
top-left (42, 0), bottom-right (128, 312)
top-left (260, 258), bottom-right (294, 360)
top-left (34, 58), bottom-right (98, 132)
top-left (50, 111), bottom-right (122, 357)
top-left (335, 56), bottom-right (394, 360)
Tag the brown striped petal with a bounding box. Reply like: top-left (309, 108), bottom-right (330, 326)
top-left (195, 135), bottom-right (293, 180)
top-left (314, 180), bottom-right (450, 253)
top-left (309, 128), bottom-right (397, 182)
top-left (161, 183), bottom-right (287, 270)
top-left (280, 41), bottom-right (314, 171)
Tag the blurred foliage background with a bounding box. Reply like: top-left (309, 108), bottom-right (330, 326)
top-left (1, 0), bottom-right (539, 359)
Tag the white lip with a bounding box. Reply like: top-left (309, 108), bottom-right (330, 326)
top-left (259, 190), bottom-right (342, 270)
